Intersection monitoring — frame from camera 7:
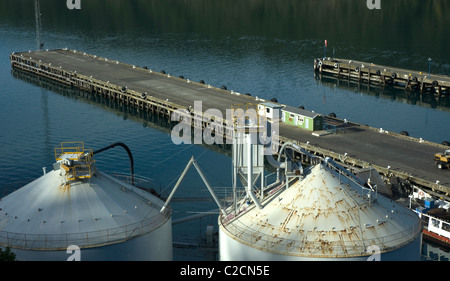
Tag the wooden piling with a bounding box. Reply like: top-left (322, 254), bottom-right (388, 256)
top-left (316, 58), bottom-right (450, 96)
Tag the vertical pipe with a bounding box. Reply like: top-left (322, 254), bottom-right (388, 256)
top-left (260, 171), bottom-right (264, 201)
top-left (285, 169), bottom-right (289, 190)
top-left (247, 135), bottom-right (252, 196)
top-left (247, 135), bottom-right (252, 204)
top-left (247, 135), bottom-right (262, 209)
top-left (232, 131), bottom-right (237, 216)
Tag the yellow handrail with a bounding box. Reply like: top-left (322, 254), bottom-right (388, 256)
top-left (54, 142), bottom-right (95, 181)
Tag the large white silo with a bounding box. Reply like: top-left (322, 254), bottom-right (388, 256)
top-left (0, 142), bottom-right (172, 261)
top-left (219, 160), bottom-right (422, 261)
top-left (219, 106), bottom-right (422, 261)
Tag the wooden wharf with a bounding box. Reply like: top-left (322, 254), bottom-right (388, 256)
top-left (10, 49), bottom-right (450, 199)
top-left (314, 57), bottom-right (450, 96)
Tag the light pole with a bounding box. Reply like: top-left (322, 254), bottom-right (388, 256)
top-left (35, 0), bottom-right (43, 51)
top-left (428, 57), bottom-right (431, 78)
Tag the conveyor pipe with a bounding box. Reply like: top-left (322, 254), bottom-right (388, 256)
top-left (324, 157), bottom-right (366, 186)
top-left (93, 142), bottom-right (134, 185)
top-left (274, 142), bottom-right (316, 181)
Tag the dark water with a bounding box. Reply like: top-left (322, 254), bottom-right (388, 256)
top-left (1, 0), bottom-right (449, 260)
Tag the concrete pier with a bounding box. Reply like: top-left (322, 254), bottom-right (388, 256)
top-left (10, 49), bottom-right (450, 198)
top-left (314, 57), bottom-right (450, 95)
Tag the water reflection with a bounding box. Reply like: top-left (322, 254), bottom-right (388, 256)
top-left (3, 0), bottom-right (450, 261)
top-left (422, 241), bottom-right (450, 261)
top-left (1, 0), bottom-right (449, 72)
top-left (11, 66), bottom-right (233, 163)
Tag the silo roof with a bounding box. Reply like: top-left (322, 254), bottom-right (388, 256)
top-left (220, 163), bottom-right (421, 258)
top-left (0, 170), bottom-right (170, 250)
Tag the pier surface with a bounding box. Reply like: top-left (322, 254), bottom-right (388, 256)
top-left (10, 49), bottom-right (450, 197)
top-left (314, 57), bottom-right (450, 95)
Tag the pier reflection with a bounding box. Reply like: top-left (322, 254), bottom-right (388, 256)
top-left (11, 67), bottom-right (233, 158)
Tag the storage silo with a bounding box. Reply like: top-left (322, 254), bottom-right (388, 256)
top-left (219, 156), bottom-right (422, 261)
top-left (0, 142), bottom-right (172, 261)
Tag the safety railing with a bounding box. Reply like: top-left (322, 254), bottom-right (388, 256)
top-left (54, 142), bottom-right (85, 161)
top-left (221, 217), bottom-right (421, 257)
top-left (0, 210), bottom-right (170, 251)
top-left (54, 142), bottom-right (95, 181)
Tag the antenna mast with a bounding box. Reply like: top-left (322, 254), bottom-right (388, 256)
top-left (34, 0), bottom-right (43, 51)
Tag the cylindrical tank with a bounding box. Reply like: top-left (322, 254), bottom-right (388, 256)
top-left (0, 144), bottom-right (172, 261)
top-left (219, 163), bottom-right (422, 261)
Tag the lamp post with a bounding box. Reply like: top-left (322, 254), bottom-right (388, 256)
top-left (428, 57), bottom-right (431, 78)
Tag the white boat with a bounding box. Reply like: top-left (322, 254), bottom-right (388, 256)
top-left (411, 187), bottom-right (450, 248)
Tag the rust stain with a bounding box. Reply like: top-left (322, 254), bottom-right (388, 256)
top-left (58, 183), bottom-right (71, 194)
top-left (223, 163), bottom-right (421, 258)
